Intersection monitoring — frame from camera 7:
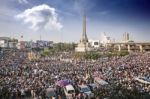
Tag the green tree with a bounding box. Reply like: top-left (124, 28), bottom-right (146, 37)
top-left (53, 43), bottom-right (76, 52)
top-left (40, 48), bottom-right (50, 57)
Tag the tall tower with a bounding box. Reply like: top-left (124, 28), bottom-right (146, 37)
top-left (80, 13), bottom-right (88, 43)
top-left (75, 12), bottom-right (91, 52)
top-left (126, 32), bottom-right (129, 41)
top-left (122, 32), bottom-right (129, 42)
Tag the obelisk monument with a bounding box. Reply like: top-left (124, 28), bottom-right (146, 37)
top-left (75, 12), bottom-right (91, 52)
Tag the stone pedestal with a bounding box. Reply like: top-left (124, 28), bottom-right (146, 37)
top-left (75, 42), bottom-right (91, 52)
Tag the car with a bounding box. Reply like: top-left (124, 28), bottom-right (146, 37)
top-left (87, 83), bottom-right (98, 91)
top-left (64, 84), bottom-right (75, 99)
top-left (77, 85), bottom-right (94, 98)
top-left (46, 87), bottom-right (56, 99)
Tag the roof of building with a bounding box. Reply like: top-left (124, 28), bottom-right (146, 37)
top-left (0, 37), bottom-right (11, 41)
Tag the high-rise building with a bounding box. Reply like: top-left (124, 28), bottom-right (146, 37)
top-left (122, 32), bottom-right (129, 42)
top-left (101, 32), bottom-right (111, 46)
top-left (17, 35), bottom-right (25, 49)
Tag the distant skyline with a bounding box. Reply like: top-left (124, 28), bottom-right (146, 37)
top-left (0, 0), bottom-right (150, 42)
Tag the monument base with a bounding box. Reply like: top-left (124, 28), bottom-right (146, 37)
top-left (75, 42), bottom-right (92, 52)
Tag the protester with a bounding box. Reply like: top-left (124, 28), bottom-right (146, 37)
top-left (0, 49), bottom-right (150, 99)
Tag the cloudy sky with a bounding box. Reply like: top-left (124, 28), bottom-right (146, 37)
top-left (0, 0), bottom-right (150, 42)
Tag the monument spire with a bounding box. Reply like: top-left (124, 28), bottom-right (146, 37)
top-left (81, 12), bottom-right (88, 43)
top-left (75, 11), bottom-right (91, 52)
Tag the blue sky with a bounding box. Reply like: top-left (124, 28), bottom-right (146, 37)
top-left (0, 0), bottom-right (150, 42)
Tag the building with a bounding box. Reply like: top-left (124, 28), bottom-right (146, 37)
top-left (36, 40), bottom-right (53, 48)
top-left (101, 32), bottom-right (111, 46)
top-left (107, 42), bottom-right (150, 52)
top-left (89, 40), bottom-right (100, 48)
top-left (17, 41), bottom-right (26, 49)
top-left (17, 35), bottom-right (25, 49)
top-left (75, 13), bottom-right (92, 52)
top-left (122, 32), bottom-right (130, 43)
top-left (0, 37), bottom-right (10, 48)
top-left (0, 37), bottom-right (17, 48)
top-left (99, 32), bottom-right (150, 52)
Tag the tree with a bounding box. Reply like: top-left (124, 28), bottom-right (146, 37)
top-left (40, 48), bottom-right (50, 57)
top-left (117, 51), bottom-right (129, 56)
top-left (53, 43), bottom-right (76, 52)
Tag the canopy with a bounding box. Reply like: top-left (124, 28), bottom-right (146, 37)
top-left (56, 79), bottom-right (70, 87)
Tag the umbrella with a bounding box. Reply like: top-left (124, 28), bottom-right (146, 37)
top-left (46, 88), bottom-right (56, 97)
top-left (56, 79), bottom-right (70, 87)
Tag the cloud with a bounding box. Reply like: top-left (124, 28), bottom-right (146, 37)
top-left (18, 0), bottom-right (28, 4)
top-left (15, 4), bottom-right (63, 31)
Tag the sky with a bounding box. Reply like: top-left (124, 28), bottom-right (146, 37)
top-left (0, 0), bottom-right (150, 42)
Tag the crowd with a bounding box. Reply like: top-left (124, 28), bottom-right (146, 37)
top-left (0, 49), bottom-right (150, 99)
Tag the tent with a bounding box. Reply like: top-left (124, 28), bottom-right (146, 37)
top-left (56, 79), bottom-right (71, 87)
